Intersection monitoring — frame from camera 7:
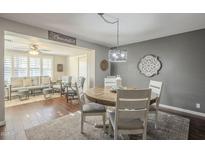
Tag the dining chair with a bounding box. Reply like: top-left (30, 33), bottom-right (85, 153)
top-left (62, 76), bottom-right (72, 84)
top-left (76, 82), bottom-right (106, 134)
top-left (149, 80), bottom-right (163, 129)
top-left (52, 76), bottom-right (72, 95)
top-left (66, 76), bottom-right (85, 101)
top-left (108, 89), bottom-right (151, 140)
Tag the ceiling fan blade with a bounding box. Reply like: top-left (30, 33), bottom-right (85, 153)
top-left (15, 46), bottom-right (30, 50)
top-left (39, 49), bottom-right (51, 52)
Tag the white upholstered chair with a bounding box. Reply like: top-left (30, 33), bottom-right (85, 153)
top-left (76, 82), bottom-right (106, 134)
top-left (149, 80), bottom-right (163, 129)
top-left (108, 89), bottom-right (151, 140)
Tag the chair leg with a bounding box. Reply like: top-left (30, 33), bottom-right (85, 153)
top-left (143, 120), bottom-right (147, 140)
top-left (142, 132), bottom-right (147, 140)
top-left (66, 93), bottom-right (69, 103)
top-left (155, 110), bottom-right (159, 129)
top-left (114, 129), bottom-right (118, 140)
top-left (9, 91), bottom-right (11, 100)
top-left (102, 113), bottom-right (106, 133)
top-left (108, 119), bottom-right (112, 136)
top-left (81, 114), bottom-right (84, 133)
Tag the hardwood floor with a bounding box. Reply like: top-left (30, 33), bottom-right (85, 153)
top-left (0, 96), bottom-right (204, 140)
top-left (0, 96), bottom-right (80, 140)
top-left (159, 107), bottom-right (205, 140)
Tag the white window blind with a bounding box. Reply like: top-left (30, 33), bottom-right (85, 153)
top-left (13, 56), bottom-right (28, 77)
top-left (4, 55), bottom-right (53, 83)
top-left (4, 56), bottom-right (12, 83)
top-left (42, 58), bottom-right (52, 77)
top-left (29, 57), bottom-right (40, 77)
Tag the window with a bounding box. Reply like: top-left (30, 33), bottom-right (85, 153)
top-left (4, 56), bottom-right (12, 83)
top-left (13, 56), bottom-right (28, 77)
top-left (42, 58), bottom-right (52, 77)
top-left (4, 55), bottom-right (53, 83)
top-left (29, 57), bottom-right (40, 76)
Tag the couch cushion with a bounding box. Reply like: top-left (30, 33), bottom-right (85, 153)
top-left (41, 85), bottom-right (50, 89)
top-left (41, 76), bottom-right (50, 85)
top-left (11, 87), bottom-right (25, 92)
top-left (27, 86), bottom-right (42, 90)
top-left (109, 112), bottom-right (144, 130)
top-left (23, 78), bottom-right (33, 87)
top-left (11, 77), bottom-right (23, 88)
top-left (32, 77), bottom-right (40, 86)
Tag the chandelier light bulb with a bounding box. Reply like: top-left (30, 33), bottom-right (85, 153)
top-left (112, 53), bottom-right (117, 57)
top-left (121, 53), bottom-right (125, 57)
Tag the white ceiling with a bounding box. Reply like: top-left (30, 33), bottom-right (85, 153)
top-left (1, 13), bottom-right (205, 47)
top-left (5, 32), bottom-right (91, 56)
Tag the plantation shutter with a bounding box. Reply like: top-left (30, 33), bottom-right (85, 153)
top-left (42, 58), bottom-right (52, 77)
top-left (4, 56), bottom-right (12, 83)
top-left (13, 56), bottom-right (28, 77)
top-left (29, 57), bottom-right (41, 76)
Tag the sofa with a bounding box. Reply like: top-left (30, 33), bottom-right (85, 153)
top-left (9, 76), bottom-right (51, 100)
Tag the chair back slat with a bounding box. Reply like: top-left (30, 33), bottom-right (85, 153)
top-left (118, 99), bottom-right (148, 110)
top-left (149, 80), bottom-right (162, 96)
top-left (118, 89), bottom-right (151, 99)
top-left (118, 109), bottom-right (147, 120)
top-left (116, 89), bottom-right (151, 124)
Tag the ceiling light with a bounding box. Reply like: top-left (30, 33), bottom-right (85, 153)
top-left (28, 44), bottom-right (40, 55)
top-left (98, 13), bottom-right (127, 62)
top-left (29, 49), bottom-right (39, 55)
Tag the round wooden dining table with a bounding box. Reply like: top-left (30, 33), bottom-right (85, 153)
top-left (85, 87), bottom-right (157, 106)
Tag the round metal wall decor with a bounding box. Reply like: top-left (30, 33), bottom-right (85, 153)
top-left (138, 54), bottom-right (162, 77)
top-left (100, 59), bottom-right (109, 71)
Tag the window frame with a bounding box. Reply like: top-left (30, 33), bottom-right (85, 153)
top-left (4, 54), bottom-right (53, 82)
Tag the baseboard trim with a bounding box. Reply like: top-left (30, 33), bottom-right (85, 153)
top-left (0, 120), bottom-right (6, 127)
top-left (159, 104), bottom-right (205, 119)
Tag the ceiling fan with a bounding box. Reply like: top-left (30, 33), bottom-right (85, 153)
top-left (28, 44), bottom-right (50, 55)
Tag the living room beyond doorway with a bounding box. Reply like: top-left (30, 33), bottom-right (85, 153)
top-left (4, 31), bottom-right (95, 107)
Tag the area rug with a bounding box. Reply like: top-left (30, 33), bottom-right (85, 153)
top-left (25, 111), bottom-right (190, 140)
top-left (5, 93), bottom-right (61, 107)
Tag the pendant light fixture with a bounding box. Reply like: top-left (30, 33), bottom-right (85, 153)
top-left (98, 13), bottom-right (127, 62)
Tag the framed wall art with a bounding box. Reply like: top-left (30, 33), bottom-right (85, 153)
top-left (57, 64), bottom-right (63, 72)
top-left (138, 54), bottom-right (162, 77)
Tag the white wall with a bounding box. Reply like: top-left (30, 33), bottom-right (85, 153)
top-left (53, 55), bottom-right (67, 81)
top-left (67, 55), bottom-right (78, 81)
top-left (77, 39), bottom-right (110, 87)
top-left (0, 17), bottom-right (110, 123)
top-left (67, 54), bottom-right (89, 90)
top-left (0, 29), bottom-right (4, 125)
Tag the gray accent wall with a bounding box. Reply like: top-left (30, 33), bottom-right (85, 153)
top-left (111, 29), bottom-right (205, 113)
